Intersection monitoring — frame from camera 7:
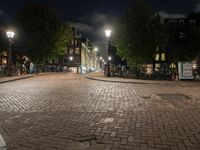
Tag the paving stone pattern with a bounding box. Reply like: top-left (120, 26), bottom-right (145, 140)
top-left (0, 73), bottom-right (200, 149)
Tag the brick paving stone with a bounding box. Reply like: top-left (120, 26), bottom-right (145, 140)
top-left (0, 73), bottom-right (199, 149)
top-left (110, 131), bottom-right (117, 137)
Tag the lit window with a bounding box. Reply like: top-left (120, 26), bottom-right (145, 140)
top-left (2, 58), bottom-right (7, 64)
top-left (193, 63), bottom-right (197, 69)
top-left (155, 63), bottom-right (160, 68)
top-left (155, 53), bottom-right (160, 61)
top-left (170, 63), bottom-right (176, 69)
top-left (69, 48), bottom-right (74, 54)
top-left (161, 53), bottom-right (166, 61)
top-left (75, 48), bottom-right (80, 54)
top-left (2, 51), bottom-right (7, 56)
top-left (75, 40), bottom-right (78, 45)
top-left (180, 32), bottom-right (184, 39)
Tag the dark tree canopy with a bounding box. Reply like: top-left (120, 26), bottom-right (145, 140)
top-left (15, 4), bottom-right (72, 64)
top-left (0, 23), bottom-right (9, 52)
top-left (114, 0), bottom-right (166, 65)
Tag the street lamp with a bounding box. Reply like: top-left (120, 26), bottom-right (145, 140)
top-left (94, 47), bottom-right (98, 52)
top-left (6, 31), bottom-right (15, 66)
top-left (105, 29), bottom-right (112, 38)
top-left (69, 56), bottom-right (73, 61)
top-left (105, 28), bottom-right (112, 77)
top-left (108, 56), bottom-right (112, 61)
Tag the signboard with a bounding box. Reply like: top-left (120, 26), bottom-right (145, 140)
top-left (178, 62), bottom-right (194, 80)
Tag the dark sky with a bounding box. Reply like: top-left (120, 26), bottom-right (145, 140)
top-left (0, 0), bottom-right (199, 20)
top-left (0, 0), bottom-right (199, 57)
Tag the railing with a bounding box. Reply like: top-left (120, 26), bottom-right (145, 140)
top-left (105, 65), bottom-right (180, 80)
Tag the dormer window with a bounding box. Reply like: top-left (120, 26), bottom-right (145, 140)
top-left (190, 20), bottom-right (196, 28)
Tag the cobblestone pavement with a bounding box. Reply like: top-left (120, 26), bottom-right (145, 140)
top-left (0, 73), bottom-right (200, 150)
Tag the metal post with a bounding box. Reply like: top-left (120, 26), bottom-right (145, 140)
top-left (107, 40), bottom-right (110, 77)
top-left (9, 41), bottom-right (12, 66)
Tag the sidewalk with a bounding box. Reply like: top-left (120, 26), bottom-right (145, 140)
top-left (85, 72), bottom-right (177, 84)
top-left (0, 73), bottom-right (47, 84)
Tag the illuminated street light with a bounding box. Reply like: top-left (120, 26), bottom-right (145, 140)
top-left (108, 56), bottom-right (112, 61)
top-left (94, 47), bottom-right (98, 52)
top-left (6, 30), bottom-right (15, 66)
top-left (99, 57), bottom-right (102, 60)
top-left (6, 31), bottom-right (15, 39)
top-left (69, 56), bottom-right (73, 61)
top-left (105, 29), bottom-right (112, 38)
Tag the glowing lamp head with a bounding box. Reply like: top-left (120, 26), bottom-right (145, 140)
top-left (105, 29), bottom-right (112, 38)
top-left (69, 56), bottom-right (73, 61)
top-left (6, 31), bottom-right (15, 39)
top-left (94, 47), bottom-right (98, 52)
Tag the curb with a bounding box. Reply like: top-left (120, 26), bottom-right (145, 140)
top-left (0, 134), bottom-right (6, 150)
top-left (85, 75), bottom-right (161, 84)
top-left (0, 73), bottom-right (47, 84)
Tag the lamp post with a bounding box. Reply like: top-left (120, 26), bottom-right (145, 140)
top-left (69, 56), bottom-right (73, 72)
top-left (105, 28), bottom-right (112, 77)
top-left (93, 46), bottom-right (98, 71)
top-left (99, 56), bottom-right (102, 71)
top-left (6, 31), bottom-right (15, 66)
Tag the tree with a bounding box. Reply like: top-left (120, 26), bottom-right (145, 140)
top-left (14, 4), bottom-right (72, 64)
top-left (0, 25), bottom-right (9, 52)
top-left (49, 22), bottom-right (72, 59)
top-left (114, 0), bottom-right (165, 65)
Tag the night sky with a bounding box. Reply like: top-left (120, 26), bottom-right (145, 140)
top-left (0, 0), bottom-right (200, 57)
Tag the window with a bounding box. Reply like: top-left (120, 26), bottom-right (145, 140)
top-left (63, 59), bottom-right (67, 64)
top-left (180, 32), bottom-right (184, 39)
top-left (170, 63), bottom-right (176, 69)
top-left (2, 58), bottom-right (7, 64)
top-left (155, 63), bottom-right (160, 68)
top-left (179, 20), bottom-right (184, 29)
top-left (2, 51), bottom-right (7, 56)
top-left (75, 48), bottom-right (80, 54)
top-left (71, 40), bottom-right (74, 45)
top-left (75, 40), bottom-right (78, 45)
top-left (74, 56), bottom-right (80, 65)
top-left (161, 53), bottom-right (166, 61)
top-left (69, 48), bottom-right (74, 54)
top-left (190, 20), bottom-right (196, 28)
top-left (155, 53), bottom-right (160, 61)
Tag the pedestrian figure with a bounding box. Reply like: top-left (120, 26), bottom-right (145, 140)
top-left (29, 62), bottom-right (34, 74)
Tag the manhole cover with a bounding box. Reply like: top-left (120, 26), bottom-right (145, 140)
top-left (158, 94), bottom-right (191, 100)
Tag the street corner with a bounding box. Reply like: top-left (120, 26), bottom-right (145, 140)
top-left (0, 134), bottom-right (6, 150)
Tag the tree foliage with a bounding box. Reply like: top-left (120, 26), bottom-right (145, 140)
top-left (14, 4), bottom-right (72, 64)
top-left (114, 0), bottom-right (165, 65)
top-left (0, 27), bottom-right (8, 52)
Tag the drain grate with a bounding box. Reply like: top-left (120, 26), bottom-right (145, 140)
top-left (158, 94), bottom-right (191, 101)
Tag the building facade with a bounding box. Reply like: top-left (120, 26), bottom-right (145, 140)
top-left (60, 27), bottom-right (98, 74)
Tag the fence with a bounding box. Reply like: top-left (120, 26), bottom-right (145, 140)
top-left (105, 65), bottom-right (179, 80)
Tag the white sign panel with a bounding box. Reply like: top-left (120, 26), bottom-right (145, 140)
top-left (178, 62), bottom-right (194, 80)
